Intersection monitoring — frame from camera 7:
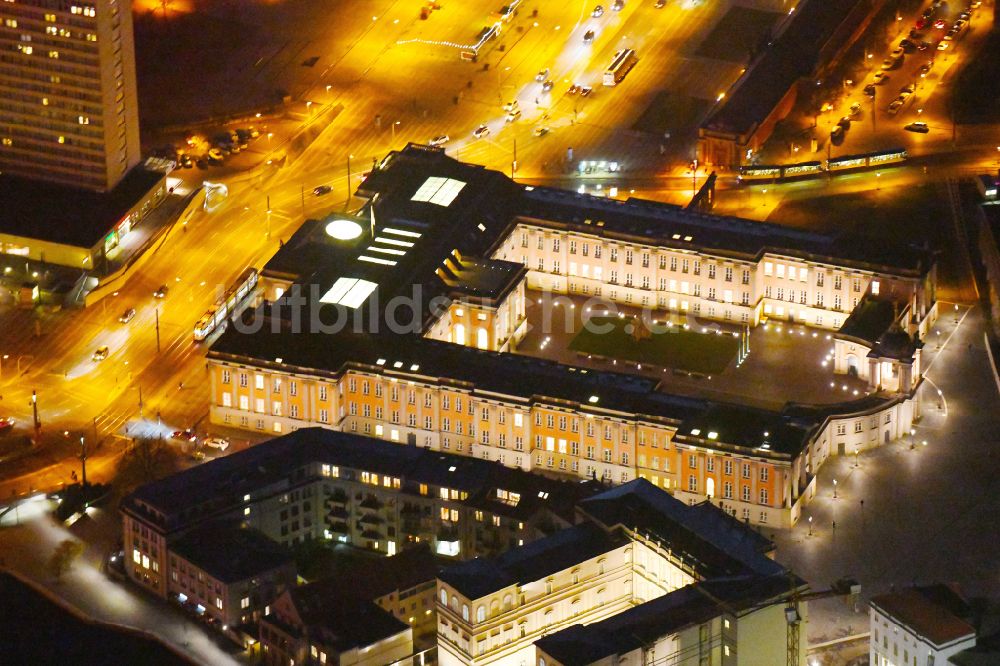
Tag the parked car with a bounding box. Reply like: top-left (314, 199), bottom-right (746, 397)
top-left (473, 124), bottom-right (490, 139)
top-left (92, 346), bottom-right (109, 362)
top-left (580, 85), bottom-right (593, 97)
top-left (567, 84), bottom-right (580, 95)
top-left (937, 40), bottom-right (949, 51)
top-left (900, 83), bottom-right (916, 95)
top-left (830, 125), bottom-right (844, 141)
top-left (0, 416), bottom-right (14, 431)
top-left (313, 185), bottom-right (332, 196)
top-left (207, 148), bottom-right (224, 161)
top-left (655, 0), bottom-right (666, 7)
top-left (203, 437), bottom-right (230, 451)
top-left (898, 39), bottom-right (915, 52)
top-left (502, 100), bottom-right (519, 112)
top-left (934, 19), bottom-right (946, 29)
top-left (873, 72), bottom-right (890, 84)
top-left (119, 307), bottom-right (136, 324)
top-left (837, 116), bottom-right (851, 129)
top-left (153, 284), bottom-right (169, 299)
top-left (863, 83), bottom-right (876, 97)
top-left (904, 121), bottom-right (930, 133)
top-left (887, 98), bottom-right (904, 115)
top-left (918, 61), bottom-right (933, 75)
top-left (172, 429), bottom-right (198, 443)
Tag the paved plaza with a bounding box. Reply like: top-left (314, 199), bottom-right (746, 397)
top-left (769, 305), bottom-right (1000, 651)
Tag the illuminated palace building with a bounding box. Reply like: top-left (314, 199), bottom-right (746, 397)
top-left (207, 145), bottom-right (937, 528)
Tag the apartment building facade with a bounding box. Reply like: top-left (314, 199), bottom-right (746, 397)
top-left (0, 0), bottom-right (141, 191)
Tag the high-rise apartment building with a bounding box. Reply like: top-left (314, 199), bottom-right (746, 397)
top-left (0, 0), bottom-right (141, 191)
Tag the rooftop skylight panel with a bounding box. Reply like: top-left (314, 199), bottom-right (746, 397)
top-left (358, 255), bottom-right (397, 266)
top-left (410, 176), bottom-right (466, 207)
top-left (382, 227), bottom-right (422, 238)
top-left (368, 246), bottom-right (406, 256)
top-left (374, 236), bottom-right (414, 247)
top-left (319, 277), bottom-right (356, 305)
top-left (319, 278), bottom-right (378, 309)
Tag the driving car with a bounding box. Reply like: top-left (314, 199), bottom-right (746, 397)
top-left (898, 39), bottom-right (915, 52)
top-left (890, 47), bottom-right (905, 59)
top-left (592, 4), bottom-right (604, 17)
top-left (535, 68), bottom-right (550, 82)
top-left (937, 40), bottom-right (949, 51)
top-left (172, 429), bottom-right (198, 443)
top-left (505, 108), bottom-right (522, 122)
top-left (917, 40), bottom-right (932, 51)
top-left (203, 437), bottom-right (230, 451)
top-left (313, 185), bottom-right (332, 196)
top-left (580, 85), bottom-right (593, 96)
top-left (119, 307), bottom-right (136, 324)
top-left (502, 100), bottom-right (519, 112)
top-left (428, 135), bottom-right (450, 147)
top-left (904, 122), bottom-right (930, 133)
top-left (934, 19), bottom-right (946, 29)
top-left (0, 416), bottom-right (14, 432)
top-left (583, 30), bottom-right (595, 44)
top-left (533, 126), bottom-right (550, 137)
top-left (567, 84), bottom-right (580, 95)
top-left (473, 124), bottom-right (490, 139)
top-left (880, 58), bottom-right (896, 70)
top-left (542, 80), bottom-right (553, 92)
top-left (92, 346), bottom-right (109, 362)
top-left (153, 285), bottom-right (169, 298)
top-left (655, 0), bottom-right (666, 6)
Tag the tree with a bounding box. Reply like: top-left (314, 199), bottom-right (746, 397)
top-left (48, 539), bottom-right (84, 582)
top-left (113, 437), bottom-right (178, 497)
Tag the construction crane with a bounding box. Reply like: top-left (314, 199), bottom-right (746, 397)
top-left (786, 576), bottom-right (861, 666)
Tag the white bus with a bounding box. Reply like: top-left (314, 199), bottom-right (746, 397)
top-left (603, 49), bottom-right (637, 86)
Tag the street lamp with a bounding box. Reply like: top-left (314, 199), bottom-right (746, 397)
top-left (807, 515), bottom-right (813, 537)
top-left (833, 478), bottom-right (838, 499)
top-left (391, 121), bottom-right (401, 143)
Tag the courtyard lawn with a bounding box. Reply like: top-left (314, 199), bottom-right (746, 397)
top-left (569, 316), bottom-right (740, 374)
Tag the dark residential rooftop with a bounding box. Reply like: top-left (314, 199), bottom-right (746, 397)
top-left (168, 523), bottom-right (293, 584)
top-left (871, 586), bottom-right (976, 648)
top-left (123, 427), bottom-right (594, 531)
top-left (440, 480), bottom-right (790, 600)
top-left (701, 0), bottom-right (868, 138)
top-left (577, 479), bottom-right (784, 578)
top-left (324, 543), bottom-right (440, 600)
top-left (438, 521), bottom-right (627, 600)
top-left (279, 586), bottom-right (410, 653)
top-left (0, 166), bottom-right (165, 248)
top-left (535, 573), bottom-right (797, 664)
